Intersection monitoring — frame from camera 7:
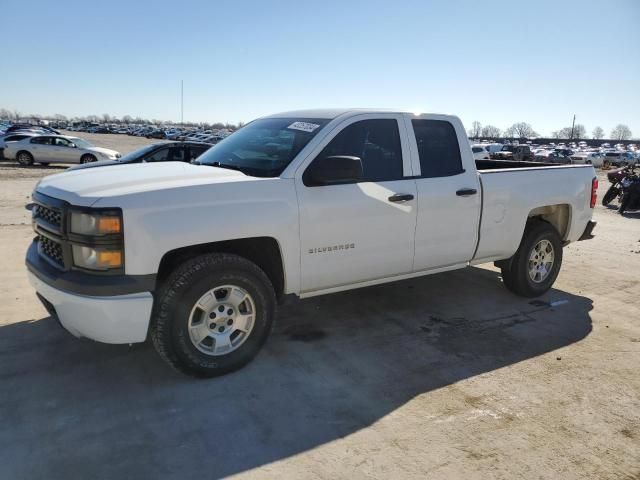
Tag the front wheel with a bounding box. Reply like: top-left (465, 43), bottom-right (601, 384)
top-left (501, 221), bottom-right (563, 297)
top-left (150, 253), bottom-right (276, 377)
top-left (602, 185), bottom-right (620, 206)
top-left (80, 154), bottom-right (97, 164)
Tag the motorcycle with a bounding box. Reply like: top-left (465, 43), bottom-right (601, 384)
top-left (602, 165), bottom-right (635, 207)
top-left (618, 171), bottom-right (640, 214)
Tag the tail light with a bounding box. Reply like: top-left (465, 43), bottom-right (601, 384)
top-left (590, 177), bottom-right (598, 208)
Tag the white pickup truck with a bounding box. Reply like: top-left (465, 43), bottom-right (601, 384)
top-left (27, 109), bottom-right (598, 376)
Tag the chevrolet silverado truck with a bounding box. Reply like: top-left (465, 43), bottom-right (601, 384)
top-left (27, 109), bottom-right (598, 377)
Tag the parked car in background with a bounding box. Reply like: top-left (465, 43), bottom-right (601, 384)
top-left (492, 145), bottom-right (534, 161)
top-left (535, 150), bottom-right (571, 164)
top-left (146, 129), bottom-right (168, 139)
top-left (4, 135), bottom-right (121, 166)
top-left (67, 141), bottom-right (212, 170)
top-left (471, 144), bottom-right (490, 160)
top-left (571, 152), bottom-right (604, 167)
top-left (604, 151), bottom-right (636, 167)
top-left (0, 132), bottom-right (42, 158)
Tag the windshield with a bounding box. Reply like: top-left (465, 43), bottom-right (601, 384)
top-left (117, 144), bottom-right (159, 162)
top-left (197, 117), bottom-right (330, 177)
top-left (70, 137), bottom-right (93, 148)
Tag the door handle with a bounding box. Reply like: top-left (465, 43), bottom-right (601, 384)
top-left (456, 188), bottom-right (477, 197)
top-left (388, 193), bottom-right (414, 203)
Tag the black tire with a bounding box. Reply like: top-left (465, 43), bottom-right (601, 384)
top-left (500, 220), bottom-right (563, 297)
top-left (618, 194), bottom-right (630, 214)
top-left (602, 185), bottom-right (620, 206)
top-left (16, 151), bottom-right (34, 166)
top-left (80, 154), bottom-right (97, 164)
top-left (150, 253), bottom-right (276, 377)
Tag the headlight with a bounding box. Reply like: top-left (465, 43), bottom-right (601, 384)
top-left (72, 245), bottom-right (122, 270)
top-left (70, 212), bottom-right (121, 235)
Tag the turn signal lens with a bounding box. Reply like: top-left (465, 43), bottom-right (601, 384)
top-left (97, 250), bottom-right (122, 268)
top-left (70, 212), bottom-right (122, 235)
top-left (72, 245), bottom-right (123, 270)
top-left (97, 216), bottom-right (121, 234)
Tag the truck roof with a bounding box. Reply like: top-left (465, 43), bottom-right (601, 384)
top-left (265, 108), bottom-right (449, 119)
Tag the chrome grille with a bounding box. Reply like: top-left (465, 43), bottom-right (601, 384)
top-left (38, 235), bottom-right (64, 267)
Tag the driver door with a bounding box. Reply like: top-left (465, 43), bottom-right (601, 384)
top-left (296, 115), bottom-right (417, 293)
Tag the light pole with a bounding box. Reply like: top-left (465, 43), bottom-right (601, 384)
top-left (181, 80), bottom-right (184, 125)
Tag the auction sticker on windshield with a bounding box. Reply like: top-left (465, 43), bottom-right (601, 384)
top-left (287, 122), bottom-right (321, 133)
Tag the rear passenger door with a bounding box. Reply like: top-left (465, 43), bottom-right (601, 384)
top-left (29, 136), bottom-right (55, 162)
top-left (405, 116), bottom-right (481, 271)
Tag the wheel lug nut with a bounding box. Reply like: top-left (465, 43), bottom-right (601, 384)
top-left (209, 312), bottom-right (216, 319)
top-left (227, 309), bottom-right (233, 315)
top-left (218, 306), bottom-right (225, 313)
top-left (227, 319), bottom-right (233, 326)
top-left (218, 326), bottom-right (225, 333)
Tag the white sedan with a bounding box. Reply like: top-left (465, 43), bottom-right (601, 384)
top-left (4, 135), bottom-right (121, 166)
top-left (471, 144), bottom-right (490, 160)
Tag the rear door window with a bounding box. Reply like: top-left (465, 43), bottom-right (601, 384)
top-left (145, 147), bottom-right (170, 162)
top-left (411, 120), bottom-right (463, 177)
top-left (30, 136), bottom-right (53, 145)
top-left (188, 145), bottom-right (210, 161)
top-left (5, 135), bottom-right (28, 142)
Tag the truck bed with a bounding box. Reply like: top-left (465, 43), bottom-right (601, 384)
top-left (472, 162), bottom-right (596, 263)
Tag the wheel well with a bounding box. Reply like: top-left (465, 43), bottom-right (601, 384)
top-left (527, 204), bottom-right (570, 239)
top-left (157, 237), bottom-right (285, 298)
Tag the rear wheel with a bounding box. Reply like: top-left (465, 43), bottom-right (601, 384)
top-left (150, 253), bottom-right (276, 377)
top-left (80, 154), bottom-right (97, 164)
top-left (16, 151), bottom-right (34, 166)
top-left (602, 185), bottom-right (620, 206)
top-left (500, 221), bottom-right (563, 297)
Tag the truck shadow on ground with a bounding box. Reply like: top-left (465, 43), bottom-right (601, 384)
top-left (0, 267), bottom-right (593, 479)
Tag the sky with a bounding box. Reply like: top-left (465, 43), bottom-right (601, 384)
top-left (1, 0), bottom-right (639, 137)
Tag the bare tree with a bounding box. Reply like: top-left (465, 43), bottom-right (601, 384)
top-left (480, 125), bottom-right (500, 138)
top-left (610, 124), bottom-right (632, 141)
top-left (592, 126), bottom-right (604, 139)
top-left (572, 124), bottom-right (586, 139)
top-left (468, 121), bottom-right (482, 138)
top-left (554, 124), bottom-right (586, 139)
top-left (505, 122), bottom-right (538, 138)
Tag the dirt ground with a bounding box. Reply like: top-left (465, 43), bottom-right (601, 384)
top-left (0, 137), bottom-right (638, 479)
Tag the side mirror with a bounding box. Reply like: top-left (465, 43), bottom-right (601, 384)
top-left (68, 143), bottom-right (76, 148)
top-left (304, 155), bottom-right (363, 186)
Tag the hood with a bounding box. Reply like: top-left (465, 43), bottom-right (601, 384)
top-left (35, 161), bottom-right (250, 206)
top-left (88, 146), bottom-right (120, 157)
top-left (67, 159), bottom-right (120, 171)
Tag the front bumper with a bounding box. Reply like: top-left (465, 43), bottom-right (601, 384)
top-left (28, 270), bottom-right (153, 344)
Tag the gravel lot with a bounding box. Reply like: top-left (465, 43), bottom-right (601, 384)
top-left (0, 136), bottom-right (638, 479)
